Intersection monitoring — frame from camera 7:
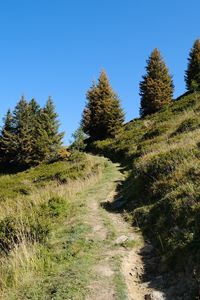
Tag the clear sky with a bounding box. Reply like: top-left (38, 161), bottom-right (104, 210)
top-left (0, 0), bottom-right (199, 143)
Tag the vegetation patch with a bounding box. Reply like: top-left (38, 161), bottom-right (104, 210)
top-left (0, 153), bottom-right (106, 299)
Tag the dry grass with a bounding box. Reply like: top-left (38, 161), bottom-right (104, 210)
top-left (0, 154), bottom-right (106, 298)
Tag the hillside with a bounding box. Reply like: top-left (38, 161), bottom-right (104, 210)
top-left (91, 91), bottom-right (200, 298)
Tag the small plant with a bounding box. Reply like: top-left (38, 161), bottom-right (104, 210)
top-left (58, 147), bottom-right (71, 160)
top-left (47, 196), bottom-right (67, 217)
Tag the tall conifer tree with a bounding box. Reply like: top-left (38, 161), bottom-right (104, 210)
top-left (28, 98), bottom-right (47, 164)
top-left (82, 71), bottom-right (124, 141)
top-left (12, 96), bottom-right (33, 165)
top-left (185, 39), bottom-right (200, 91)
top-left (140, 49), bottom-right (174, 117)
top-left (41, 97), bottom-right (64, 160)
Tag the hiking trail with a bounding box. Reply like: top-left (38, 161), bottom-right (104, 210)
top-left (82, 160), bottom-right (166, 300)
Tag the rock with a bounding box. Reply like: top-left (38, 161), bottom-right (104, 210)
top-left (152, 291), bottom-right (166, 300)
top-left (145, 291), bottom-right (166, 300)
top-left (114, 235), bottom-right (129, 245)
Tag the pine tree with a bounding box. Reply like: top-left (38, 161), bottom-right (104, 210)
top-left (82, 71), bottom-right (124, 141)
top-left (140, 49), bottom-right (174, 117)
top-left (185, 39), bottom-right (200, 91)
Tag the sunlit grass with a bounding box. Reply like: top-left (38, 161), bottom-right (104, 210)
top-left (0, 153), bottom-right (107, 299)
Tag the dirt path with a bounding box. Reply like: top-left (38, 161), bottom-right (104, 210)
top-left (84, 161), bottom-right (166, 300)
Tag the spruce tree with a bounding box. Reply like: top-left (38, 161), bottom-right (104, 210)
top-left (28, 98), bottom-right (47, 164)
top-left (82, 71), bottom-right (124, 141)
top-left (12, 96), bottom-right (33, 166)
top-left (185, 39), bottom-right (200, 91)
top-left (140, 48), bottom-right (174, 117)
top-left (41, 97), bottom-right (64, 160)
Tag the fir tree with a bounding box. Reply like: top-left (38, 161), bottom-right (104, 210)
top-left (82, 71), bottom-right (124, 141)
top-left (140, 49), bottom-right (174, 117)
top-left (185, 39), bottom-right (200, 91)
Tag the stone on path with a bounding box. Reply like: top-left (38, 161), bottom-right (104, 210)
top-left (114, 235), bottom-right (129, 245)
top-left (145, 291), bottom-right (166, 300)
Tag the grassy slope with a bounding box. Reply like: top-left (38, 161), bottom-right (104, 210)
top-left (91, 92), bottom-right (200, 295)
top-left (0, 152), bottom-right (109, 299)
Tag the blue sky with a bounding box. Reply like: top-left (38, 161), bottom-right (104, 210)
top-left (0, 0), bottom-right (199, 143)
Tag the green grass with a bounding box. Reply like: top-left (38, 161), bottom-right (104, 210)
top-left (112, 256), bottom-right (128, 300)
top-left (99, 206), bottom-right (117, 241)
top-left (120, 239), bottom-right (138, 249)
top-left (0, 151), bottom-right (99, 201)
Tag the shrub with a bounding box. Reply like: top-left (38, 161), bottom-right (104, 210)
top-left (0, 214), bottom-right (50, 254)
top-left (0, 217), bottom-right (19, 253)
top-left (174, 117), bottom-right (200, 135)
top-left (142, 123), bottom-right (168, 140)
top-left (26, 215), bottom-right (50, 243)
top-left (58, 148), bottom-right (71, 160)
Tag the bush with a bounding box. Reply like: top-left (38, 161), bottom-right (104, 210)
top-left (0, 217), bottom-right (19, 253)
top-left (58, 148), bottom-right (71, 160)
top-left (142, 123), bottom-right (168, 140)
top-left (174, 117), bottom-right (200, 135)
top-left (0, 214), bottom-right (50, 253)
top-left (27, 215), bottom-right (50, 243)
